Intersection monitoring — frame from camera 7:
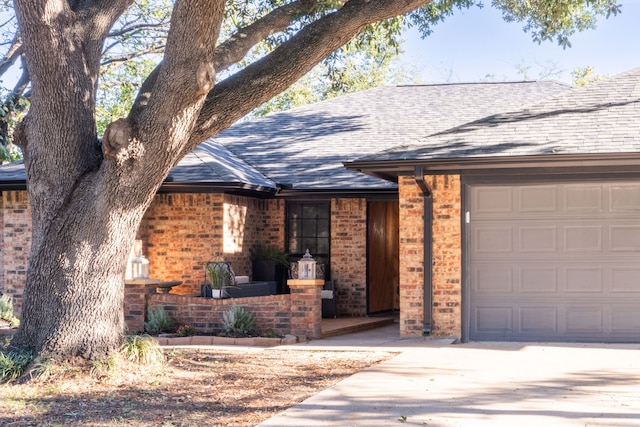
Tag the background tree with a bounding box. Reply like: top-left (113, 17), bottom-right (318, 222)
top-left (9, 0), bottom-right (621, 362)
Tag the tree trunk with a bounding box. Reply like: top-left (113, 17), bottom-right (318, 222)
top-left (11, 179), bottom-right (151, 358)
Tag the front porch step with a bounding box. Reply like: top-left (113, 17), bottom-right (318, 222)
top-left (320, 316), bottom-right (395, 338)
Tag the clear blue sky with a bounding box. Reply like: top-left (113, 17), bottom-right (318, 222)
top-left (400, 1), bottom-right (640, 84)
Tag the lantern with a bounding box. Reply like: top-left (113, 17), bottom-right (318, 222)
top-left (297, 249), bottom-right (317, 279)
top-left (131, 241), bottom-right (150, 279)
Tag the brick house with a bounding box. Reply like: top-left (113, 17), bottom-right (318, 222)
top-left (0, 80), bottom-right (577, 339)
top-left (349, 67), bottom-right (640, 342)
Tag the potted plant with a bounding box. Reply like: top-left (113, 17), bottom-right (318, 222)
top-left (249, 246), bottom-right (289, 293)
top-left (206, 262), bottom-right (232, 298)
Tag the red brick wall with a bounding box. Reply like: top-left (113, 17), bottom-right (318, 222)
top-left (147, 294), bottom-right (291, 336)
top-left (2, 191), bottom-right (31, 317)
top-left (140, 194), bottom-right (286, 295)
top-left (140, 193), bottom-right (224, 295)
top-left (398, 175), bottom-right (461, 337)
top-left (330, 198), bottom-right (367, 316)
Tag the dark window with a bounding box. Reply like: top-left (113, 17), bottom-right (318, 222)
top-left (287, 202), bottom-right (330, 262)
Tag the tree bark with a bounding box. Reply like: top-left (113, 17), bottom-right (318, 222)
top-left (11, 0), bottom-right (430, 360)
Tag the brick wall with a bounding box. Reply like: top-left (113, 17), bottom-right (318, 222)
top-left (141, 193), bottom-right (286, 295)
top-left (398, 175), bottom-right (461, 337)
top-left (330, 198), bottom-right (367, 316)
top-left (2, 191), bottom-right (31, 317)
top-left (147, 294), bottom-right (291, 336)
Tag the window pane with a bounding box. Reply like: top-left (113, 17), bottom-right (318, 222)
top-left (317, 203), bottom-right (329, 219)
top-left (302, 204), bottom-right (317, 218)
top-left (302, 219), bottom-right (316, 237)
top-left (317, 238), bottom-right (330, 254)
top-left (302, 238), bottom-right (317, 254)
top-left (317, 219), bottom-right (329, 238)
top-left (289, 238), bottom-right (299, 254)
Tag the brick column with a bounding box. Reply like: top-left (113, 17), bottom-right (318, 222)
top-left (124, 279), bottom-right (159, 332)
top-left (287, 279), bottom-right (324, 339)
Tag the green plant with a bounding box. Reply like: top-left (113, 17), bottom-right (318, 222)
top-left (206, 263), bottom-right (231, 290)
top-left (176, 324), bottom-right (196, 337)
top-left (249, 246), bottom-right (290, 267)
top-left (0, 294), bottom-right (19, 326)
top-left (0, 348), bottom-right (34, 382)
top-left (144, 308), bottom-right (174, 335)
top-left (120, 334), bottom-right (165, 365)
top-left (223, 305), bottom-right (256, 337)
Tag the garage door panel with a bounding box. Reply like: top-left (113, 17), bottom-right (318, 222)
top-left (610, 225), bottom-right (640, 251)
top-left (520, 226), bottom-right (557, 252)
top-left (520, 307), bottom-right (558, 333)
top-left (469, 181), bottom-right (640, 342)
top-left (565, 267), bottom-right (603, 293)
top-left (564, 226), bottom-right (602, 252)
top-left (564, 185), bottom-right (603, 212)
top-left (521, 267), bottom-right (557, 293)
top-left (475, 267), bottom-right (513, 293)
top-left (610, 267), bottom-right (640, 292)
top-left (565, 307), bottom-right (603, 333)
top-left (475, 227), bottom-right (512, 253)
top-left (610, 185), bottom-right (640, 211)
top-left (473, 307), bottom-right (513, 334)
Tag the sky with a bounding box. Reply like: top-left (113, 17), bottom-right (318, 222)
top-left (400, 1), bottom-right (640, 84)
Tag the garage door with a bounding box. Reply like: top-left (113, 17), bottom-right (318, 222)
top-left (468, 181), bottom-right (640, 342)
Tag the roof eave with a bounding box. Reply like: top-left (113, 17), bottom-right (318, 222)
top-left (346, 153), bottom-right (640, 178)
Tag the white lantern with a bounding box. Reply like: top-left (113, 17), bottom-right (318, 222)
top-left (297, 249), bottom-right (317, 279)
top-left (131, 242), bottom-right (150, 279)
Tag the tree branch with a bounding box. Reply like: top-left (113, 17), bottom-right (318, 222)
top-left (0, 34), bottom-right (22, 78)
top-left (186, 0), bottom-right (430, 149)
top-left (129, 0), bottom-right (330, 122)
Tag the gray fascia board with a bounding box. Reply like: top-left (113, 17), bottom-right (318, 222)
top-left (346, 153), bottom-right (640, 178)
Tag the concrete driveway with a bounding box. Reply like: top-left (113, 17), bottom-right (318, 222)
top-left (258, 325), bottom-right (640, 426)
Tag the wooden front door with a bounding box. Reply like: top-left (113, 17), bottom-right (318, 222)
top-left (367, 201), bottom-right (399, 313)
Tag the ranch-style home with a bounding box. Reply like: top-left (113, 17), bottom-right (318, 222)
top-left (3, 68), bottom-right (638, 342)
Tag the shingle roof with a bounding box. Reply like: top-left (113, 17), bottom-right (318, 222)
top-left (211, 81), bottom-right (569, 190)
top-left (0, 80), bottom-right (569, 192)
top-left (167, 140), bottom-right (276, 190)
top-left (360, 68), bottom-right (640, 162)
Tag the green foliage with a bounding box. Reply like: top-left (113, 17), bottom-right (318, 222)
top-left (176, 324), bottom-right (196, 337)
top-left (0, 294), bottom-right (19, 327)
top-left (0, 348), bottom-right (33, 382)
top-left (249, 246), bottom-right (290, 266)
top-left (493, 0), bottom-right (621, 48)
top-left (572, 66), bottom-right (606, 86)
top-left (144, 308), bottom-right (175, 335)
top-left (206, 263), bottom-right (232, 290)
top-left (223, 305), bottom-right (256, 337)
top-left (120, 334), bottom-right (165, 365)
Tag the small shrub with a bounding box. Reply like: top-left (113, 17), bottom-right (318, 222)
top-left (176, 325), bottom-right (196, 337)
top-left (263, 330), bottom-right (279, 339)
top-left (121, 334), bottom-right (164, 365)
top-left (223, 305), bottom-right (255, 337)
top-left (0, 349), bottom-right (33, 382)
top-left (0, 294), bottom-right (19, 326)
top-left (144, 307), bottom-right (174, 335)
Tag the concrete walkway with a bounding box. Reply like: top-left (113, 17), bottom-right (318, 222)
top-left (257, 324), bottom-right (640, 426)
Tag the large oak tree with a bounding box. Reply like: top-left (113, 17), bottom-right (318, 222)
top-left (9, 0), bottom-right (620, 360)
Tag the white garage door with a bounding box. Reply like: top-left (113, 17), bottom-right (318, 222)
top-left (468, 181), bottom-right (640, 342)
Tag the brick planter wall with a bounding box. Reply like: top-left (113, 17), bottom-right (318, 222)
top-left (331, 198), bottom-right (367, 316)
top-left (146, 294), bottom-right (291, 337)
top-left (398, 175), bottom-right (461, 337)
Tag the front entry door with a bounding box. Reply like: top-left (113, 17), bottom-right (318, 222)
top-left (368, 201), bottom-right (399, 313)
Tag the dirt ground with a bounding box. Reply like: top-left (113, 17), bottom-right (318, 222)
top-left (1, 345), bottom-right (394, 427)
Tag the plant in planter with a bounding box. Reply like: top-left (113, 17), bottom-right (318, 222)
top-left (222, 304), bottom-right (256, 337)
top-left (249, 246), bottom-right (289, 293)
top-left (205, 262), bottom-right (233, 298)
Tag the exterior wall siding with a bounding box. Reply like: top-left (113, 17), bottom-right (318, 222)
top-left (398, 175), bottom-right (462, 337)
top-left (330, 198), bottom-right (367, 316)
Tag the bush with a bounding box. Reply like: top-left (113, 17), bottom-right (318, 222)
top-left (120, 334), bottom-right (164, 365)
top-left (144, 307), bottom-right (174, 335)
top-left (0, 294), bottom-right (19, 326)
top-left (0, 349), bottom-right (33, 382)
top-left (176, 324), bottom-right (196, 337)
top-left (223, 305), bottom-right (255, 337)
